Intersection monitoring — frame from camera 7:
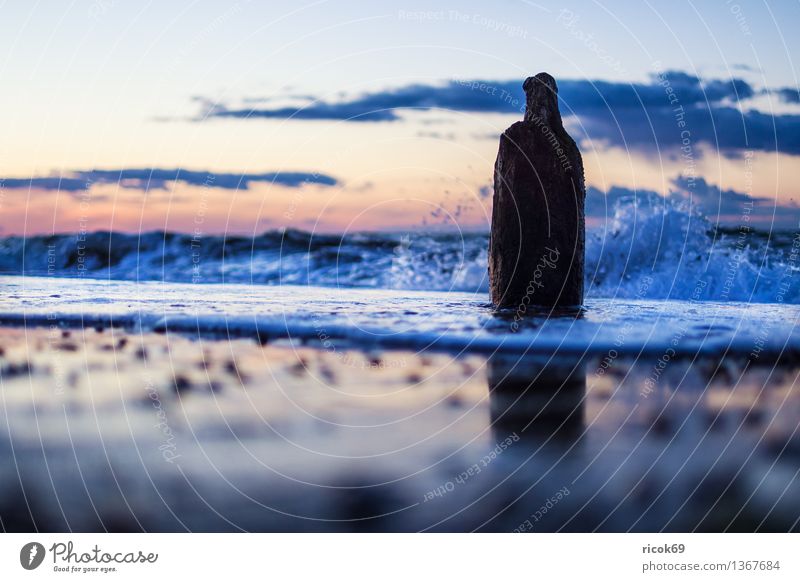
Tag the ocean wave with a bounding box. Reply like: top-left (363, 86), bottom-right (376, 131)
top-left (1, 198), bottom-right (798, 303)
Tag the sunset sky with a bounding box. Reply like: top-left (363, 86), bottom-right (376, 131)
top-left (1, 0), bottom-right (799, 235)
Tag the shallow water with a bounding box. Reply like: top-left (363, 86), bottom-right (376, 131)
top-left (3, 275), bottom-right (799, 359)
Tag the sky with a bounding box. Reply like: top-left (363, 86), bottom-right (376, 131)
top-left (1, 0), bottom-right (799, 235)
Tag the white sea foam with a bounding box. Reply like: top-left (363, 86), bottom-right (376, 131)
top-left (0, 198), bottom-right (797, 303)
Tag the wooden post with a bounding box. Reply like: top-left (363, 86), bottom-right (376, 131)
top-left (489, 73), bottom-right (586, 309)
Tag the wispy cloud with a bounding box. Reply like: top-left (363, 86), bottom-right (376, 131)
top-left (0, 168), bottom-right (338, 193)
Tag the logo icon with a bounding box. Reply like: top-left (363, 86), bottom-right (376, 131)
top-left (20, 542), bottom-right (46, 570)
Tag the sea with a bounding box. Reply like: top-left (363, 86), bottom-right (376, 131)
top-left (1, 198), bottom-right (798, 358)
top-left (1, 199), bottom-right (800, 532)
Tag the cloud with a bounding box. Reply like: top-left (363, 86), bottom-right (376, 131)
top-left (568, 97), bottom-right (800, 157)
top-left (0, 168), bottom-right (338, 193)
top-left (668, 175), bottom-right (793, 224)
top-left (210, 104), bottom-right (398, 122)
top-left (585, 185), bottom-right (664, 221)
top-left (202, 80), bottom-right (524, 122)
top-left (775, 87), bottom-right (800, 104)
top-left (416, 130), bottom-right (455, 140)
top-left (197, 72), bottom-right (800, 155)
top-left (204, 72), bottom-right (754, 122)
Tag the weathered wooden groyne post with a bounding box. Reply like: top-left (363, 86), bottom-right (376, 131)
top-left (489, 72), bottom-right (586, 309)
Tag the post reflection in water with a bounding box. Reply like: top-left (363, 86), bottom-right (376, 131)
top-left (487, 355), bottom-right (586, 451)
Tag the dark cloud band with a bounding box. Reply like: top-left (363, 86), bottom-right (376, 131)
top-left (0, 168), bottom-right (338, 192)
top-left (199, 72), bottom-right (800, 155)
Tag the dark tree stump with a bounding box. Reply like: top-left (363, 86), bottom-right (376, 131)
top-left (489, 73), bottom-right (585, 309)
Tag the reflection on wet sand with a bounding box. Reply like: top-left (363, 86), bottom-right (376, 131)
top-left (487, 356), bottom-right (586, 449)
top-left (478, 353), bottom-right (800, 532)
top-left (2, 325), bottom-right (800, 532)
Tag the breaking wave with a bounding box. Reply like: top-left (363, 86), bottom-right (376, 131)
top-left (1, 198), bottom-right (798, 304)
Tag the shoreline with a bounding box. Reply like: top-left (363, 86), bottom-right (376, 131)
top-left (4, 310), bottom-right (800, 363)
top-left (4, 275), bottom-right (800, 362)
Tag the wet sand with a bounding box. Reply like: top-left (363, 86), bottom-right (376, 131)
top-left (1, 325), bottom-right (799, 532)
